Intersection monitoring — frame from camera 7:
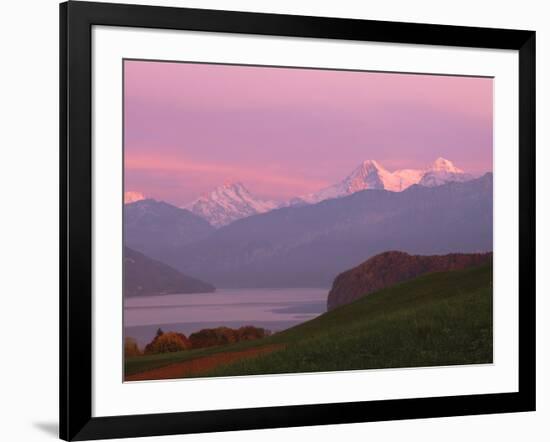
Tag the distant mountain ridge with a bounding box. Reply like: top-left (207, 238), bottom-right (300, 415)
top-left (131, 158), bottom-right (480, 228)
top-left (125, 199), bottom-right (214, 261)
top-left (301, 157), bottom-right (474, 204)
top-left (327, 250), bottom-right (493, 310)
top-left (161, 173), bottom-right (493, 288)
top-left (124, 247), bottom-right (215, 296)
top-left (188, 182), bottom-right (277, 227)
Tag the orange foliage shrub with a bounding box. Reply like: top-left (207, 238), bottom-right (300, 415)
top-left (144, 331), bottom-right (190, 354)
top-left (236, 325), bottom-right (270, 341)
top-left (189, 327), bottom-right (236, 349)
top-left (124, 337), bottom-right (142, 357)
top-left (189, 326), bottom-right (269, 349)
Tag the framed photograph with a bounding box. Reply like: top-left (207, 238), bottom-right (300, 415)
top-left (60, 1), bottom-right (536, 440)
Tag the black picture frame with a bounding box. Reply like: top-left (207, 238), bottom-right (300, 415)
top-left (60, 1), bottom-right (536, 440)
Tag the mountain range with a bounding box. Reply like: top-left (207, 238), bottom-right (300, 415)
top-left (181, 157), bottom-right (475, 226)
top-left (187, 182), bottom-right (277, 228)
top-left (155, 173), bottom-right (492, 288)
top-left (300, 157), bottom-right (473, 204)
top-left (125, 199), bottom-right (214, 262)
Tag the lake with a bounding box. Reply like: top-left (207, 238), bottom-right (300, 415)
top-left (125, 288), bottom-right (328, 346)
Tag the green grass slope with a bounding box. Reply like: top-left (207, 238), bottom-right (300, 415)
top-left (126, 263), bottom-right (492, 378)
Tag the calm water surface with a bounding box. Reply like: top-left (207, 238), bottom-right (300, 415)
top-left (125, 288), bottom-right (328, 346)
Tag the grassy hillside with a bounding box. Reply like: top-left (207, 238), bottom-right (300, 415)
top-left (125, 263), bottom-right (492, 379)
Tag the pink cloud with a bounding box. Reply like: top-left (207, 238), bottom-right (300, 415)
top-left (125, 153), bottom-right (329, 203)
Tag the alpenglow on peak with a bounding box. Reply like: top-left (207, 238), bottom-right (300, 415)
top-left (429, 157), bottom-right (463, 173)
top-left (188, 181), bottom-right (277, 227)
top-left (301, 157), bottom-right (474, 204)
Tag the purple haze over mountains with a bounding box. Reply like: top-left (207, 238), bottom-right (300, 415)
top-left (126, 174), bottom-right (493, 288)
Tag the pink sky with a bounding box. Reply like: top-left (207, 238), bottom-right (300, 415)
top-left (124, 60), bottom-right (493, 205)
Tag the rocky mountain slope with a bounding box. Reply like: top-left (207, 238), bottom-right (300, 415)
top-left (327, 250), bottom-right (492, 310)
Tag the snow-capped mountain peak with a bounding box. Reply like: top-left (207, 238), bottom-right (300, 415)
top-left (184, 158), bottom-right (477, 225)
top-left (211, 182), bottom-right (250, 201)
top-left (345, 160), bottom-right (387, 191)
top-left (419, 157), bottom-right (470, 187)
top-left (188, 181), bottom-right (277, 227)
top-left (360, 159), bottom-right (383, 171)
top-left (429, 157), bottom-right (463, 173)
top-left (301, 158), bottom-right (424, 203)
top-left (300, 157), bottom-right (474, 204)
top-left (300, 159), bottom-right (386, 204)
top-left (124, 191), bottom-right (145, 204)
